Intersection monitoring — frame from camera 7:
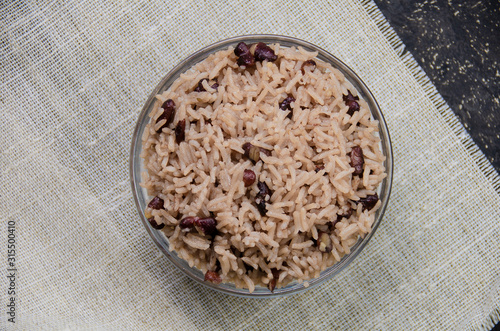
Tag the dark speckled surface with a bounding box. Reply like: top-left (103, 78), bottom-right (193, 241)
top-left (373, 0), bottom-right (500, 174)
top-left (373, 1), bottom-right (500, 329)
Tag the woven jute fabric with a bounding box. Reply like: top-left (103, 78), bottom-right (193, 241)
top-left (1, 1), bottom-right (499, 329)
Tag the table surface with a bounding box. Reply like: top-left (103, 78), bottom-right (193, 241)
top-left (1, 1), bottom-right (499, 329)
top-left (373, 0), bottom-right (500, 175)
top-left (373, 1), bottom-right (500, 330)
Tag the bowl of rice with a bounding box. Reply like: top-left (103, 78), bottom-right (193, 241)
top-left (130, 35), bottom-right (393, 297)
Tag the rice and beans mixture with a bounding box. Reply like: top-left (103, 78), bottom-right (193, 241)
top-left (140, 42), bottom-right (386, 292)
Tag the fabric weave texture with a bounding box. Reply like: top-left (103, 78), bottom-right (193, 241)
top-left (1, 0), bottom-right (499, 329)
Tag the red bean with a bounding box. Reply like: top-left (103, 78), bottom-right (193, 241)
top-left (268, 278), bottom-right (276, 292)
top-left (350, 146), bottom-right (364, 176)
top-left (257, 181), bottom-right (271, 197)
top-left (358, 194), bottom-right (379, 211)
top-left (194, 79), bottom-right (208, 92)
top-left (180, 216), bottom-right (199, 231)
top-left (331, 208), bottom-right (353, 230)
top-left (234, 42), bottom-right (250, 56)
top-left (254, 42), bottom-right (277, 62)
top-left (242, 142), bottom-right (252, 156)
top-left (268, 268), bottom-right (280, 292)
top-left (147, 196), bottom-right (164, 209)
top-left (336, 209), bottom-right (353, 222)
top-left (162, 99), bottom-right (175, 110)
top-left (237, 53), bottom-right (255, 67)
top-left (255, 181), bottom-right (272, 216)
top-left (279, 96), bottom-right (295, 119)
top-left (342, 90), bottom-right (360, 116)
top-left (346, 100), bottom-right (360, 116)
top-left (195, 217), bottom-right (217, 236)
top-left (279, 96), bottom-right (295, 111)
top-left (147, 217), bottom-right (165, 230)
top-left (343, 90), bottom-right (359, 103)
top-left (204, 270), bottom-right (222, 284)
top-left (256, 199), bottom-right (267, 216)
top-left (156, 99), bottom-right (176, 132)
top-left (194, 79), bottom-right (219, 92)
top-left (243, 169), bottom-right (256, 187)
top-left (175, 119), bottom-right (186, 143)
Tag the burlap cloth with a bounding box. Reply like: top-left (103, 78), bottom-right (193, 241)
top-left (1, 0), bottom-right (499, 329)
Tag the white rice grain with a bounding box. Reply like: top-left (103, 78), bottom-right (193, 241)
top-left (141, 43), bottom-right (386, 293)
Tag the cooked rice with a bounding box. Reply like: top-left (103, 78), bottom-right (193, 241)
top-left (141, 43), bottom-right (386, 292)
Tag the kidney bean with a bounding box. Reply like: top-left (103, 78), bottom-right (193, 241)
top-left (268, 268), bottom-right (280, 292)
top-left (237, 53), bottom-right (255, 67)
top-left (242, 142), bottom-right (252, 156)
top-left (255, 181), bottom-right (272, 216)
top-left (234, 42), bottom-right (251, 57)
top-left (342, 90), bottom-right (360, 116)
top-left (194, 79), bottom-right (208, 92)
top-left (255, 199), bottom-right (268, 216)
top-left (194, 79), bottom-right (219, 92)
top-left (156, 99), bottom-right (176, 132)
top-left (148, 217), bottom-right (165, 230)
top-left (254, 42), bottom-right (277, 62)
top-left (279, 96), bottom-right (295, 111)
top-left (336, 208), bottom-right (353, 222)
top-left (180, 216), bottom-right (199, 231)
top-left (358, 194), bottom-right (379, 211)
top-left (279, 96), bottom-right (295, 119)
top-left (195, 217), bottom-right (217, 236)
top-left (350, 146), bottom-right (364, 176)
top-left (204, 270), bottom-right (222, 284)
top-left (243, 169), bottom-right (256, 187)
top-left (162, 99), bottom-right (175, 110)
top-left (343, 90), bottom-right (359, 103)
top-left (175, 119), bottom-right (186, 143)
top-left (147, 196), bottom-right (164, 209)
top-left (257, 181), bottom-right (271, 198)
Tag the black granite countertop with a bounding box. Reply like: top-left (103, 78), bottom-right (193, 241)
top-left (373, 0), bottom-right (500, 175)
top-left (373, 1), bottom-right (500, 329)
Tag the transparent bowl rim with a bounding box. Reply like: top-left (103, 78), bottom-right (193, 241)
top-left (130, 34), bottom-right (393, 298)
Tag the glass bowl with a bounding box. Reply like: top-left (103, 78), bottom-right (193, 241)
top-left (130, 34), bottom-right (393, 298)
